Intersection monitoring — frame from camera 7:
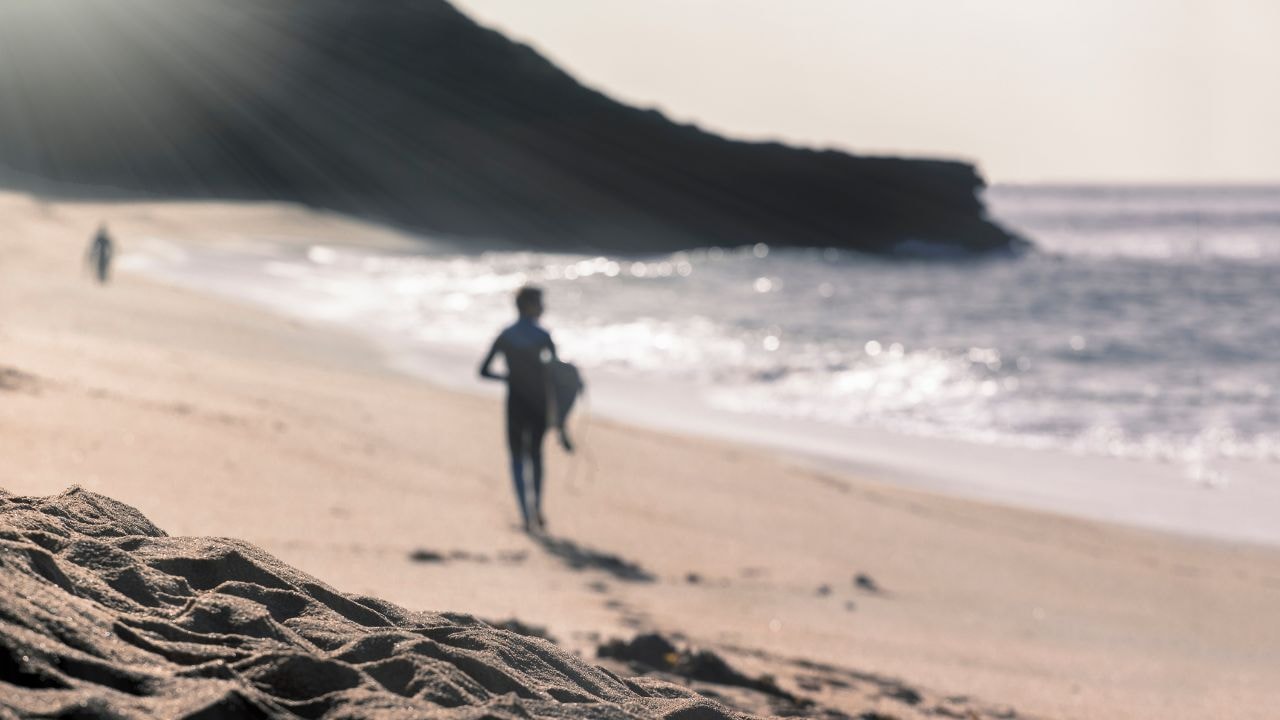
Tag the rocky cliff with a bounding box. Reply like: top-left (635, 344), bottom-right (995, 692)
top-left (0, 0), bottom-right (1020, 254)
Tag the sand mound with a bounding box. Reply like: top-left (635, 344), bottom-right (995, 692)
top-left (0, 487), bottom-right (746, 719)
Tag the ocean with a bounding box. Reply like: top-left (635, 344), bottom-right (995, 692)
top-left (125, 185), bottom-right (1280, 491)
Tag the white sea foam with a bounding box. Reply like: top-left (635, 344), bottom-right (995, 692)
top-left (124, 186), bottom-right (1280, 487)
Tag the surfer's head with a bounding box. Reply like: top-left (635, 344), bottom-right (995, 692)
top-left (515, 285), bottom-right (544, 319)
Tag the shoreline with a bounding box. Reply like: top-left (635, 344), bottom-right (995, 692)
top-left (4, 192), bottom-right (1279, 719)
top-left (124, 225), bottom-right (1280, 549)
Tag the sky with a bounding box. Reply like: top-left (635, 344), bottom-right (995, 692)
top-left (452, 0), bottom-right (1280, 184)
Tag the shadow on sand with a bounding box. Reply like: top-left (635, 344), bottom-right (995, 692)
top-left (534, 534), bottom-right (655, 583)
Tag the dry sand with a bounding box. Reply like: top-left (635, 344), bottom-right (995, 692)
top-left (2, 192), bottom-right (1279, 719)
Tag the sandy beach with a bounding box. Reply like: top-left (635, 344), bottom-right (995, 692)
top-left (3, 192), bottom-right (1279, 719)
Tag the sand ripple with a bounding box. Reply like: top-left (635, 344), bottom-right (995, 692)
top-left (0, 488), bottom-right (744, 719)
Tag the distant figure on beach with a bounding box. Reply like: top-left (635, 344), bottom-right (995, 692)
top-left (86, 224), bottom-right (114, 284)
top-left (480, 286), bottom-right (574, 532)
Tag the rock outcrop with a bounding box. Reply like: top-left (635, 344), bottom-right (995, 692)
top-left (0, 0), bottom-right (1020, 255)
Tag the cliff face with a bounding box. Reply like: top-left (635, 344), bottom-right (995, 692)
top-left (0, 0), bottom-right (1020, 254)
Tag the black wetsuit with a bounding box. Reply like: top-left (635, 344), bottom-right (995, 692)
top-left (88, 231), bottom-right (113, 283)
top-left (480, 317), bottom-right (556, 525)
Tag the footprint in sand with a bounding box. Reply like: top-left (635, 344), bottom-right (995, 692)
top-left (0, 365), bottom-right (40, 393)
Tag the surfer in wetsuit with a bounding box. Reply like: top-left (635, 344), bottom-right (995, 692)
top-left (86, 224), bottom-right (114, 284)
top-left (479, 286), bottom-right (573, 532)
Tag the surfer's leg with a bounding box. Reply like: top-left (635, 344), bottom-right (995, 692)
top-left (506, 400), bottom-right (530, 525)
top-left (510, 457), bottom-right (527, 522)
top-left (529, 417), bottom-right (548, 527)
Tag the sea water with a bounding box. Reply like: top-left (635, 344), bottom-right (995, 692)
top-left (125, 185), bottom-right (1280, 489)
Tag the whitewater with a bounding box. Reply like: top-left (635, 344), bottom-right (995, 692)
top-left (123, 185), bottom-right (1280, 543)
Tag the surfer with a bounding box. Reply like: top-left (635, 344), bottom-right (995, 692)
top-left (479, 286), bottom-right (575, 532)
top-left (86, 224), bottom-right (114, 284)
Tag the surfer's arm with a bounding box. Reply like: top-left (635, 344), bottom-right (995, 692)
top-left (478, 339), bottom-right (505, 381)
top-left (549, 381), bottom-right (573, 453)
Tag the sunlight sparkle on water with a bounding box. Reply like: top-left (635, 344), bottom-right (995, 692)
top-left (127, 188), bottom-right (1280, 484)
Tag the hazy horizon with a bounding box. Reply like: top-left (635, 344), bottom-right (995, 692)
top-left (453, 0), bottom-right (1280, 185)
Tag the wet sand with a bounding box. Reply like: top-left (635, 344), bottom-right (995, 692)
top-left (2, 192), bottom-right (1279, 719)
